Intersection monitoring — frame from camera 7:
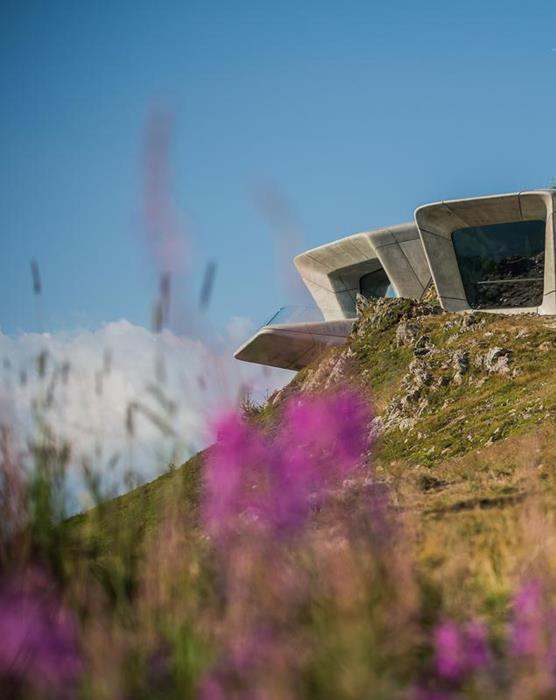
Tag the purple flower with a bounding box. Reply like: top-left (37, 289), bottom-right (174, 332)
top-left (227, 626), bottom-right (286, 676)
top-left (511, 581), bottom-right (544, 658)
top-left (197, 676), bottom-right (226, 700)
top-left (433, 618), bottom-right (491, 682)
top-left (269, 389), bottom-right (370, 530)
top-left (203, 411), bottom-right (270, 539)
top-left (434, 621), bottom-right (464, 680)
top-left (463, 620), bottom-right (490, 670)
top-left (279, 389), bottom-right (370, 479)
top-left (0, 567), bottom-right (81, 693)
top-left (203, 389), bottom-right (371, 540)
top-left (547, 608), bottom-right (556, 673)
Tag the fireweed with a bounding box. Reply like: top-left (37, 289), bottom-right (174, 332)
top-left (5, 387), bottom-right (556, 698)
top-left (0, 566), bottom-right (81, 697)
top-left (203, 388), bottom-right (371, 541)
top-left (199, 388), bottom-right (422, 698)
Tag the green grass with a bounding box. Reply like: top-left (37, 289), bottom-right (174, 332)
top-left (66, 451), bottom-right (204, 562)
top-left (65, 300), bottom-right (556, 624)
top-left (42, 298), bottom-right (556, 698)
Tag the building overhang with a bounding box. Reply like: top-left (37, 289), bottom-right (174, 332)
top-left (233, 319), bottom-right (354, 371)
top-left (414, 190), bottom-right (556, 315)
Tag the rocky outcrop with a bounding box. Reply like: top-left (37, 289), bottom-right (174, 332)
top-left (378, 339), bottom-right (517, 435)
top-left (451, 350), bottom-right (469, 385)
top-left (353, 296), bottom-right (443, 334)
top-left (478, 347), bottom-right (513, 375)
top-left (395, 321), bottom-right (421, 348)
top-left (266, 297), bottom-right (549, 461)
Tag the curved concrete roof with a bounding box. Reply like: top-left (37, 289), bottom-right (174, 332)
top-left (294, 223), bottom-right (431, 320)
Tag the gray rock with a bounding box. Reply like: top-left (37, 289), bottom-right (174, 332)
top-left (451, 349), bottom-right (470, 384)
top-left (405, 359), bottom-right (433, 388)
top-left (483, 347), bottom-right (513, 375)
top-left (452, 350), bottom-right (470, 374)
top-left (414, 335), bottom-right (433, 357)
top-left (395, 321), bottom-right (421, 348)
top-left (434, 375), bottom-right (450, 389)
top-left (355, 293), bottom-right (371, 317)
top-left (459, 313), bottom-right (481, 332)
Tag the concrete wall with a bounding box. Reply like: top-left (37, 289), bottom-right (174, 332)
top-left (294, 223), bottom-right (431, 320)
top-left (414, 190), bottom-right (556, 314)
top-left (369, 224), bottom-right (432, 300)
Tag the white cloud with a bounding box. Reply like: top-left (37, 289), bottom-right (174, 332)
top-left (0, 320), bottom-right (292, 510)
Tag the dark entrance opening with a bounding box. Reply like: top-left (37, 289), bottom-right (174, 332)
top-left (359, 268), bottom-right (395, 299)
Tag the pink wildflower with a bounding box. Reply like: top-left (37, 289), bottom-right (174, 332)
top-left (0, 567), bottom-right (81, 693)
top-left (511, 581), bottom-right (544, 658)
top-left (203, 410), bottom-right (269, 538)
top-left (434, 621), bottom-right (464, 680)
top-left (433, 618), bottom-right (491, 682)
top-left (463, 620), bottom-right (490, 670)
top-left (202, 389), bottom-right (371, 540)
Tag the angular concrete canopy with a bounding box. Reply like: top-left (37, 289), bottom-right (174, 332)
top-left (415, 190), bottom-right (556, 314)
top-left (235, 223), bottom-right (433, 371)
top-left (294, 223), bottom-right (431, 320)
top-left (233, 319), bottom-right (354, 371)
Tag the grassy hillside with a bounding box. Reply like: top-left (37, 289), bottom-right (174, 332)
top-left (15, 296), bottom-right (556, 698)
top-left (69, 297), bottom-right (556, 620)
top-left (67, 451), bottom-right (204, 549)
top-left (275, 297), bottom-right (556, 619)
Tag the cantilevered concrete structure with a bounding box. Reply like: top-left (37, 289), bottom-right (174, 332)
top-left (415, 190), bottom-right (556, 314)
top-left (234, 223), bottom-right (431, 370)
top-left (233, 315), bottom-right (353, 371)
top-left (294, 223), bottom-right (431, 320)
top-left (235, 189), bottom-right (556, 371)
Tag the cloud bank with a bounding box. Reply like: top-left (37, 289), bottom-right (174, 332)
top-left (0, 319), bottom-right (292, 510)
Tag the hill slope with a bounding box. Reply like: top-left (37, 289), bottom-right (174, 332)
top-left (70, 296), bottom-right (556, 618)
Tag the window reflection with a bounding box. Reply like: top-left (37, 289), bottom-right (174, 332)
top-left (452, 220), bottom-right (545, 309)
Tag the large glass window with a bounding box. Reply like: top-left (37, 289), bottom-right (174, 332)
top-left (360, 268), bottom-right (396, 299)
top-left (452, 220), bottom-right (545, 309)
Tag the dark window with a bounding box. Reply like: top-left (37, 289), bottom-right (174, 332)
top-left (452, 220), bottom-right (545, 309)
top-left (360, 268), bottom-right (395, 299)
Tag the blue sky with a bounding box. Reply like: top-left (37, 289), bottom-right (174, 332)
top-left (2, 0), bottom-right (556, 337)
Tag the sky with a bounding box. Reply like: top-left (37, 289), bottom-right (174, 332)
top-left (1, 0), bottom-right (556, 500)
top-left (2, 0), bottom-right (556, 336)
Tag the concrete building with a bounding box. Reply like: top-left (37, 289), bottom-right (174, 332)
top-left (415, 190), bottom-right (556, 314)
top-left (235, 189), bottom-right (556, 371)
top-left (234, 223), bottom-right (430, 370)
